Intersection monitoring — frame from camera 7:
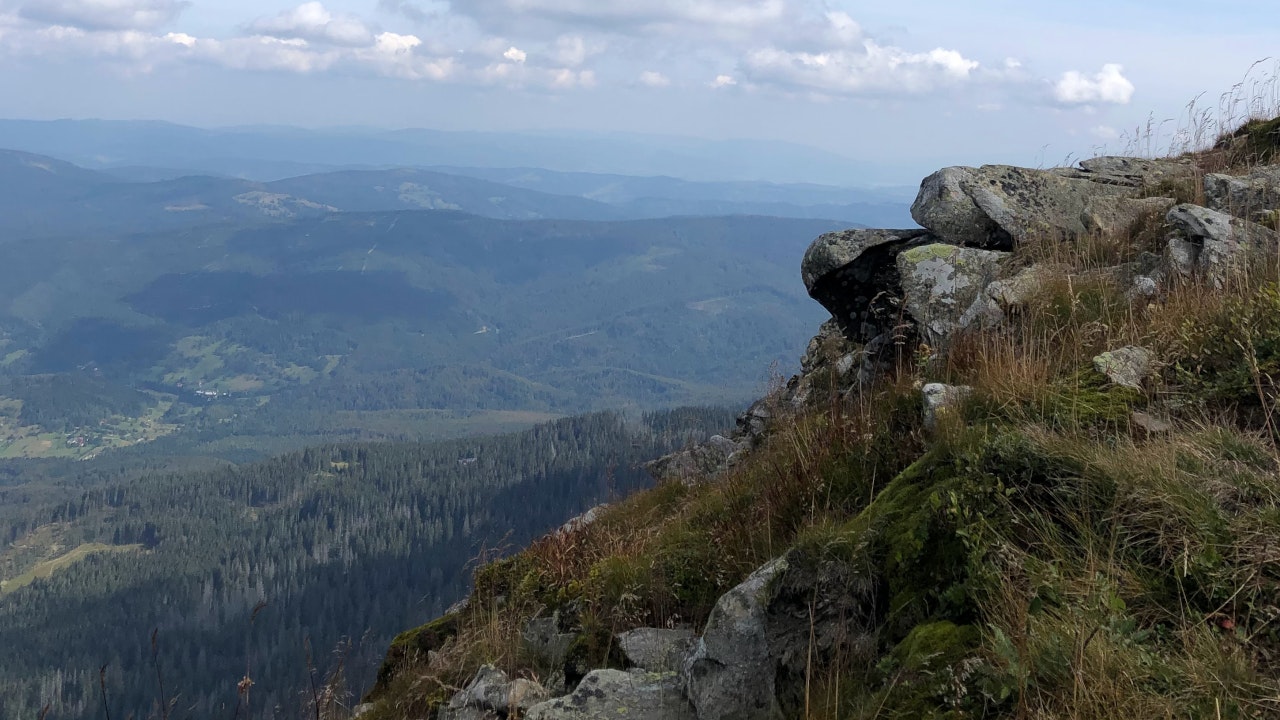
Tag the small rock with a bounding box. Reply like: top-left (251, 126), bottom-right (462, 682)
top-left (1093, 346), bottom-right (1155, 389)
top-left (1126, 275), bottom-right (1159, 302)
top-left (616, 627), bottom-right (696, 673)
top-left (922, 383), bottom-right (972, 431)
top-left (558, 504), bottom-right (608, 535)
top-left (525, 670), bottom-right (695, 720)
top-left (352, 704), bottom-right (375, 718)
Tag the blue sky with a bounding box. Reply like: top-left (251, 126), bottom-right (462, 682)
top-left (1, 0), bottom-right (1278, 180)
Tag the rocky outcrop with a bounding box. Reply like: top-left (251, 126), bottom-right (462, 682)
top-left (911, 163), bottom-right (1178, 250)
top-left (525, 670), bottom-right (694, 720)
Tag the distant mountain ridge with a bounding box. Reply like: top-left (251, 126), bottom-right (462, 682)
top-left (0, 147), bottom-right (912, 238)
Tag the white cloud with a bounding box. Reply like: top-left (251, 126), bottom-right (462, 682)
top-left (710, 74), bottom-right (737, 88)
top-left (639, 70), bottom-right (670, 87)
top-left (1053, 63), bottom-right (1135, 105)
top-left (18, 0), bottom-right (187, 31)
top-left (742, 41), bottom-right (979, 96)
top-left (247, 2), bottom-right (373, 47)
top-left (503, 45), bottom-right (526, 63)
top-left (454, 0), bottom-right (790, 37)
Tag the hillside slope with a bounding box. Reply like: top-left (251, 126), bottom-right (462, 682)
top-left (366, 122), bottom-right (1280, 719)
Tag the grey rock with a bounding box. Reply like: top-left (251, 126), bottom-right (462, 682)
top-left (1060, 156), bottom-right (1196, 189)
top-left (684, 553), bottom-right (877, 720)
top-left (911, 167), bottom-right (1007, 249)
top-left (1127, 275), bottom-right (1159, 302)
top-left (525, 670), bottom-right (694, 720)
top-left (801, 228), bottom-right (931, 293)
top-left (800, 228), bottom-right (932, 343)
top-left (1204, 165), bottom-right (1280, 217)
top-left (922, 383), bottom-right (972, 431)
top-left (1093, 346), bottom-right (1155, 389)
top-left (617, 628), bottom-right (696, 672)
top-left (685, 558), bottom-right (787, 720)
top-left (912, 165), bottom-right (1148, 250)
top-left (1166, 203), bottom-right (1279, 286)
top-left (736, 400), bottom-right (772, 443)
top-left (647, 434), bottom-right (747, 485)
top-left (352, 704), bottom-right (375, 718)
top-left (896, 243), bottom-right (1009, 343)
top-left (1166, 236), bottom-right (1200, 276)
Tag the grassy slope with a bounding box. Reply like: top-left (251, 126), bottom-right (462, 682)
top-left (366, 129), bottom-right (1280, 718)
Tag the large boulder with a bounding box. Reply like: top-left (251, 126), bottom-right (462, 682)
top-left (525, 670), bottom-right (695, 720)
top-left (1204, 165), bottom-right (1280, 219)
top-left (684, 553), bottom-right (878, 720)
top-left (912, 164), bottom-right (1175, 250)
top-left (800, 228), bottom-right (932, 341)
top-left (896, 243), bottom-right (1009, 344)
top-left (1165, 203), bottom-right (1280, 286)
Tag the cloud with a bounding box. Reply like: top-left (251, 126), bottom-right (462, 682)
top-left (742, 41), bottom-right (980, 96)
top-left (710, 74), bottom-right (737, 88)
top-left (247, 2), bottom-right (373, 47)
top-left (453, 0), bottom-right (790, 37)
top-left (18, 0), bottom-right (188, 31)
top-left (503, 46), bottom-right (526, 63)
top-left (639, 70), bottom-right (670, 87)
top-left (1053, 64), bottom-right (1135, 105)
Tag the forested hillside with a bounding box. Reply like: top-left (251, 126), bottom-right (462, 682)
top-left (0, 407), bottom-right (735, 719)
top-left (0, 210), bottom-right (837, 460)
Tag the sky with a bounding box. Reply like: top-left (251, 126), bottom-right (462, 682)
top-left (1, 0), bottom-right (1279, 181)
